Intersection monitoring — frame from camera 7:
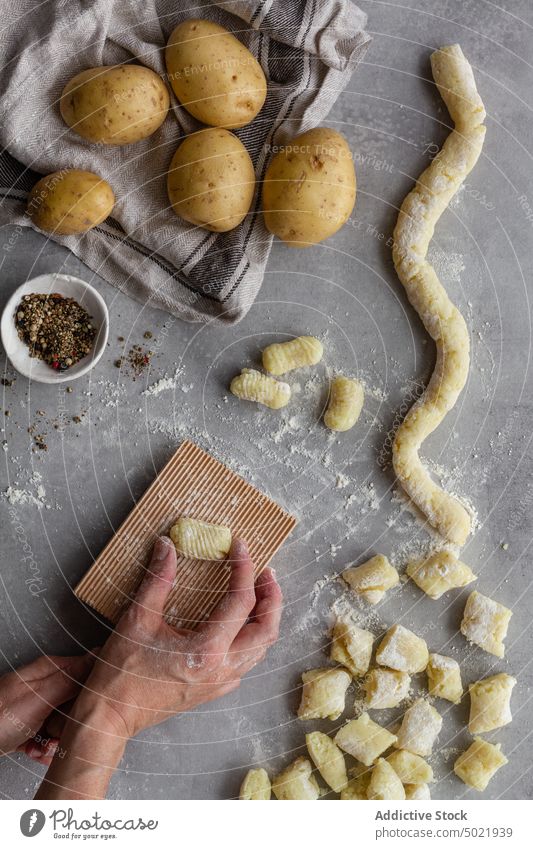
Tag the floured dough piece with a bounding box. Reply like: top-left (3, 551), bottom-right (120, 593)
top-left (169, 518), bottom-right (231, 560)
top-left (405, 783), bottom-right (431, 800)
top-left (460, 590), bottom-right (512, 657)
top-left (330, 618), bottom-right (374, 677)
top-left (376, 624), bottom-right (429, 673)
top-left (367, 758), bottom-right (405, 800)
top-left (342, 554), bottom-right (399, 605)
top-left (392, 45), bottom-right (486, 546)
top-left (306, 732), bottom-right (348, 793)
top-left (386, 750), bottom-right (433, 785)
top-left (262, 335), bottom-right (323, 375)
top-left (395, 699), bottom-right (442, 757)
top-left (239, 768), bottom-right (271, 799)
top-left (324, 376), bottom-right (364, 432)
top-left (468, 673), bottom-right (516, 733)
top-left (335, 713), bottom-right (397, 766)
top-left (230, 368), bottom-right (291, 409)
top-left (340, 769), bottom-right (371, 800)
top-left (407, 550), bottom-right (476, 599)
top-left (427, 653), bottom-right (463, 703)
top-left (272, 757), bottom-right (320, 800)
top-left (364, 668), bottom-right (411, 709)
top-left (454, 738), bottom-right (507, 791)
top-left (297, 667), bottom-right (351, 721)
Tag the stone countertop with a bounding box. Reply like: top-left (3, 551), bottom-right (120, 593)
top-left (1, 0), bottom-right (532, 800)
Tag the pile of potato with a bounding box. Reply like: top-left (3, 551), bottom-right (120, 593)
top-left (28, 19), bottom-right (356, 247)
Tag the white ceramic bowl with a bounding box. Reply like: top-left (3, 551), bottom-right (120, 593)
top-left (1, 273), bottom-right (109, 384)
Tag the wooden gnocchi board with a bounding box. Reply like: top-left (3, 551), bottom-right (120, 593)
top-left (74, 439), bottom-right (297, 628)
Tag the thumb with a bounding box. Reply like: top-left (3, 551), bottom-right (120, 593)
top-left (131, 536), bottom-right (177, 626)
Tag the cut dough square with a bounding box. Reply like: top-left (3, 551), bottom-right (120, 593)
top-left (460, 591), bottom-right (512, 658)
top-left (468, 673), bottom-right (516, 734)
top-left (272, 757), bottom-right (320, 800)
top-left (386, 750), bottom-right (433, 785)
top-left (297, 667), bottom-right (351, 721)
top-left (427, 653), bottom-right (463, 703)
top-left (407, 550), bottom-right (476, 599)
top-left (340, 766), bottom-right (371, 800)
top-left (376, 624), bottom-right (429, 673)
top-left (367, 758), bottom-right (405, 800)
top-left (364, 668), bottom-right (411, 709)
top-left (239, 768), bottom-right (271, 800)
top-left (405, 783), bottom-right (431, 800)
top-left (395, 699), bottom-right (442, 757)
top-left (342, 555), bottom-right (399, 605)
top-left (306, 732), bottom-right (348, 793)
top-left (454, 738), bottom-right (507, 791)
top-left (335, 713), bottom-right (397, 766)
top-left (330, 618), bottom-right (374, 677)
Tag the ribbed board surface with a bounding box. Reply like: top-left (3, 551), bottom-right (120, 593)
top-left (74, 440), bottom-right (296, 628)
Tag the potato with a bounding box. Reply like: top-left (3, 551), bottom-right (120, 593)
top-left (167, 128), bottom-right (255, 232)
top-left (262, 128), bottom-right (356, 247)
top-left (60, 65), bottom-right (169, 145)
top-left (165, 19), bottom-right (267, 129)
top-left (26, 169), bottom-right (115, 235)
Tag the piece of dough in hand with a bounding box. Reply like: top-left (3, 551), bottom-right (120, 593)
top-left (169, 518), bottom-right (232, 560)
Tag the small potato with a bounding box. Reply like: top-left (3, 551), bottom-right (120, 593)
top-left (60, 65), bottom-right (169, 145)
top-left (27, 169), bottom-right (115, 236)
top-left (262, 128), bottom-right (356, 247)
top-left (167, 128), bottom-right (255, 232)
top-left (165, 19), bottom-right (267, 129)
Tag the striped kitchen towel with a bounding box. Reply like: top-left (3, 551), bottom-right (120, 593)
top-left (0, 0), bottom-right (370, 323)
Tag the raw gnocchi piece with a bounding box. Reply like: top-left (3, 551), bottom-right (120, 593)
top-left (340, 766), bottom-right (371, 799)
top-left (468, 673), bottom-right (516, 734)
top-left (405, 783), bottom-right (431, 800)
top-left (262, 336), bottom-right (323, 375)
top-left (386, 750), bottom-right (433, 785)
top-left (169, 518), bottom-right (231, 560)
top-left (272, 757), bottom-right (320, 800)
top-left (395, 699), bottom-right (442, 757)
top-left (342, 554), bottom-right (399, 605)
top-left (330, 618), bottom-right (374, 677)
top-left (324, 376), bottom-right (364, 432)
top-left (297, 667), bottom-right (351, 721)
top-left (453, 738), bottom-right (507, 792)
top-left (427, 653), bottom-right (463, 704)
top-left (334, 713), bottom-right (397, 766)
top-left (364, 668), bottom-right (411, 709)
top-left (407, 550), bottom-right (476, 599)
top-left (460, 590), bottom-right (512, 658)
top-left (230, 368), bottom-right (291, 409)
top-left (239, 768), bottom-right (271, 800)
top-left (367, 758), bottom-right (405, 800)
top-left (376, 624), bottom-right (429, 673)
top-left (306, 732), bottom-right (348, 793)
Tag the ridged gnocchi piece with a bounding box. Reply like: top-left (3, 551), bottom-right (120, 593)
top-left (364, 668), bottom-right (410, 709)
top-left (342, 554), bottom-right (399, 605)
top-left (324, 376), bottom-right (364, 432)
top-left (468, 673), bottom-right (516, 734)
top-left (376, 624), bottom-right (429, 674)
top-left (335, 713), bottom-right (397, 766)
top-left (330, 618), bottom-right (374, 677)
top-left (239, 768), bottom-right (271, 800)
top-left (395, 699), bottom-right (442, 757)
top-left (169, 517), bottom-right (231, 560)
top-left (386, 750), bottom-right (433, 785)
top-left (460, 591), bottom-right (512, 658)
top-left (407, 550), bottom-right (476, 599)
top-left (367, 758), bottom-right (405, 800)
top-left (405, 783), bottom-right (431, 800)
top-left (454, 738), bottom-right (507, 791)
top-left (306, 732), bottom-right (348, 793)
top-left (297, 667), bottom-right (351, 721)
top-left (272, 757), bottom-right (320, 800)
top-left (230, 368), bottom-right (291, 409)
top-left (427, 653), bottom-right (463, 703)
top-left (262, 336), bottom-right (323, 375)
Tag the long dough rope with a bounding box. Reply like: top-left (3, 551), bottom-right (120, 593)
top-left (392, 45), bottom-right (486, 546)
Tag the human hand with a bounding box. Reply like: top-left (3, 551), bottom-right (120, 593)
top-left (75, 536), bottom-right (283, 739)
top-left (0, 653), bottom-right (95, 765)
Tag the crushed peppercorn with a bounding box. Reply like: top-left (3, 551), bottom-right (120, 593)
top-left (15, 293), bottom-right (96, 371)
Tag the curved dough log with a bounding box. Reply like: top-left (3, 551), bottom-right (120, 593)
top-left (392, 44), bottom-right (486, 545)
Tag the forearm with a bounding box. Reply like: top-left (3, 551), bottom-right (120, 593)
top-left (35, 698), bottom-right (127, 800)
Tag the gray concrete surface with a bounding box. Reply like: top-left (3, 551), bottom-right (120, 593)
top-left (1, 0), bottom-right (532, 800)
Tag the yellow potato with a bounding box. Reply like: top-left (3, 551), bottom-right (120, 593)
top-left (165, 19), bottom-right (267, 128)
top-left (262, 128), bottom-right (356, 247)
top-left (167, 128), bottom-right (255, 232)
top-left (60, 65), bottom-right (169, 145)
top-left (26, 169), bottom-right (115, 235)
